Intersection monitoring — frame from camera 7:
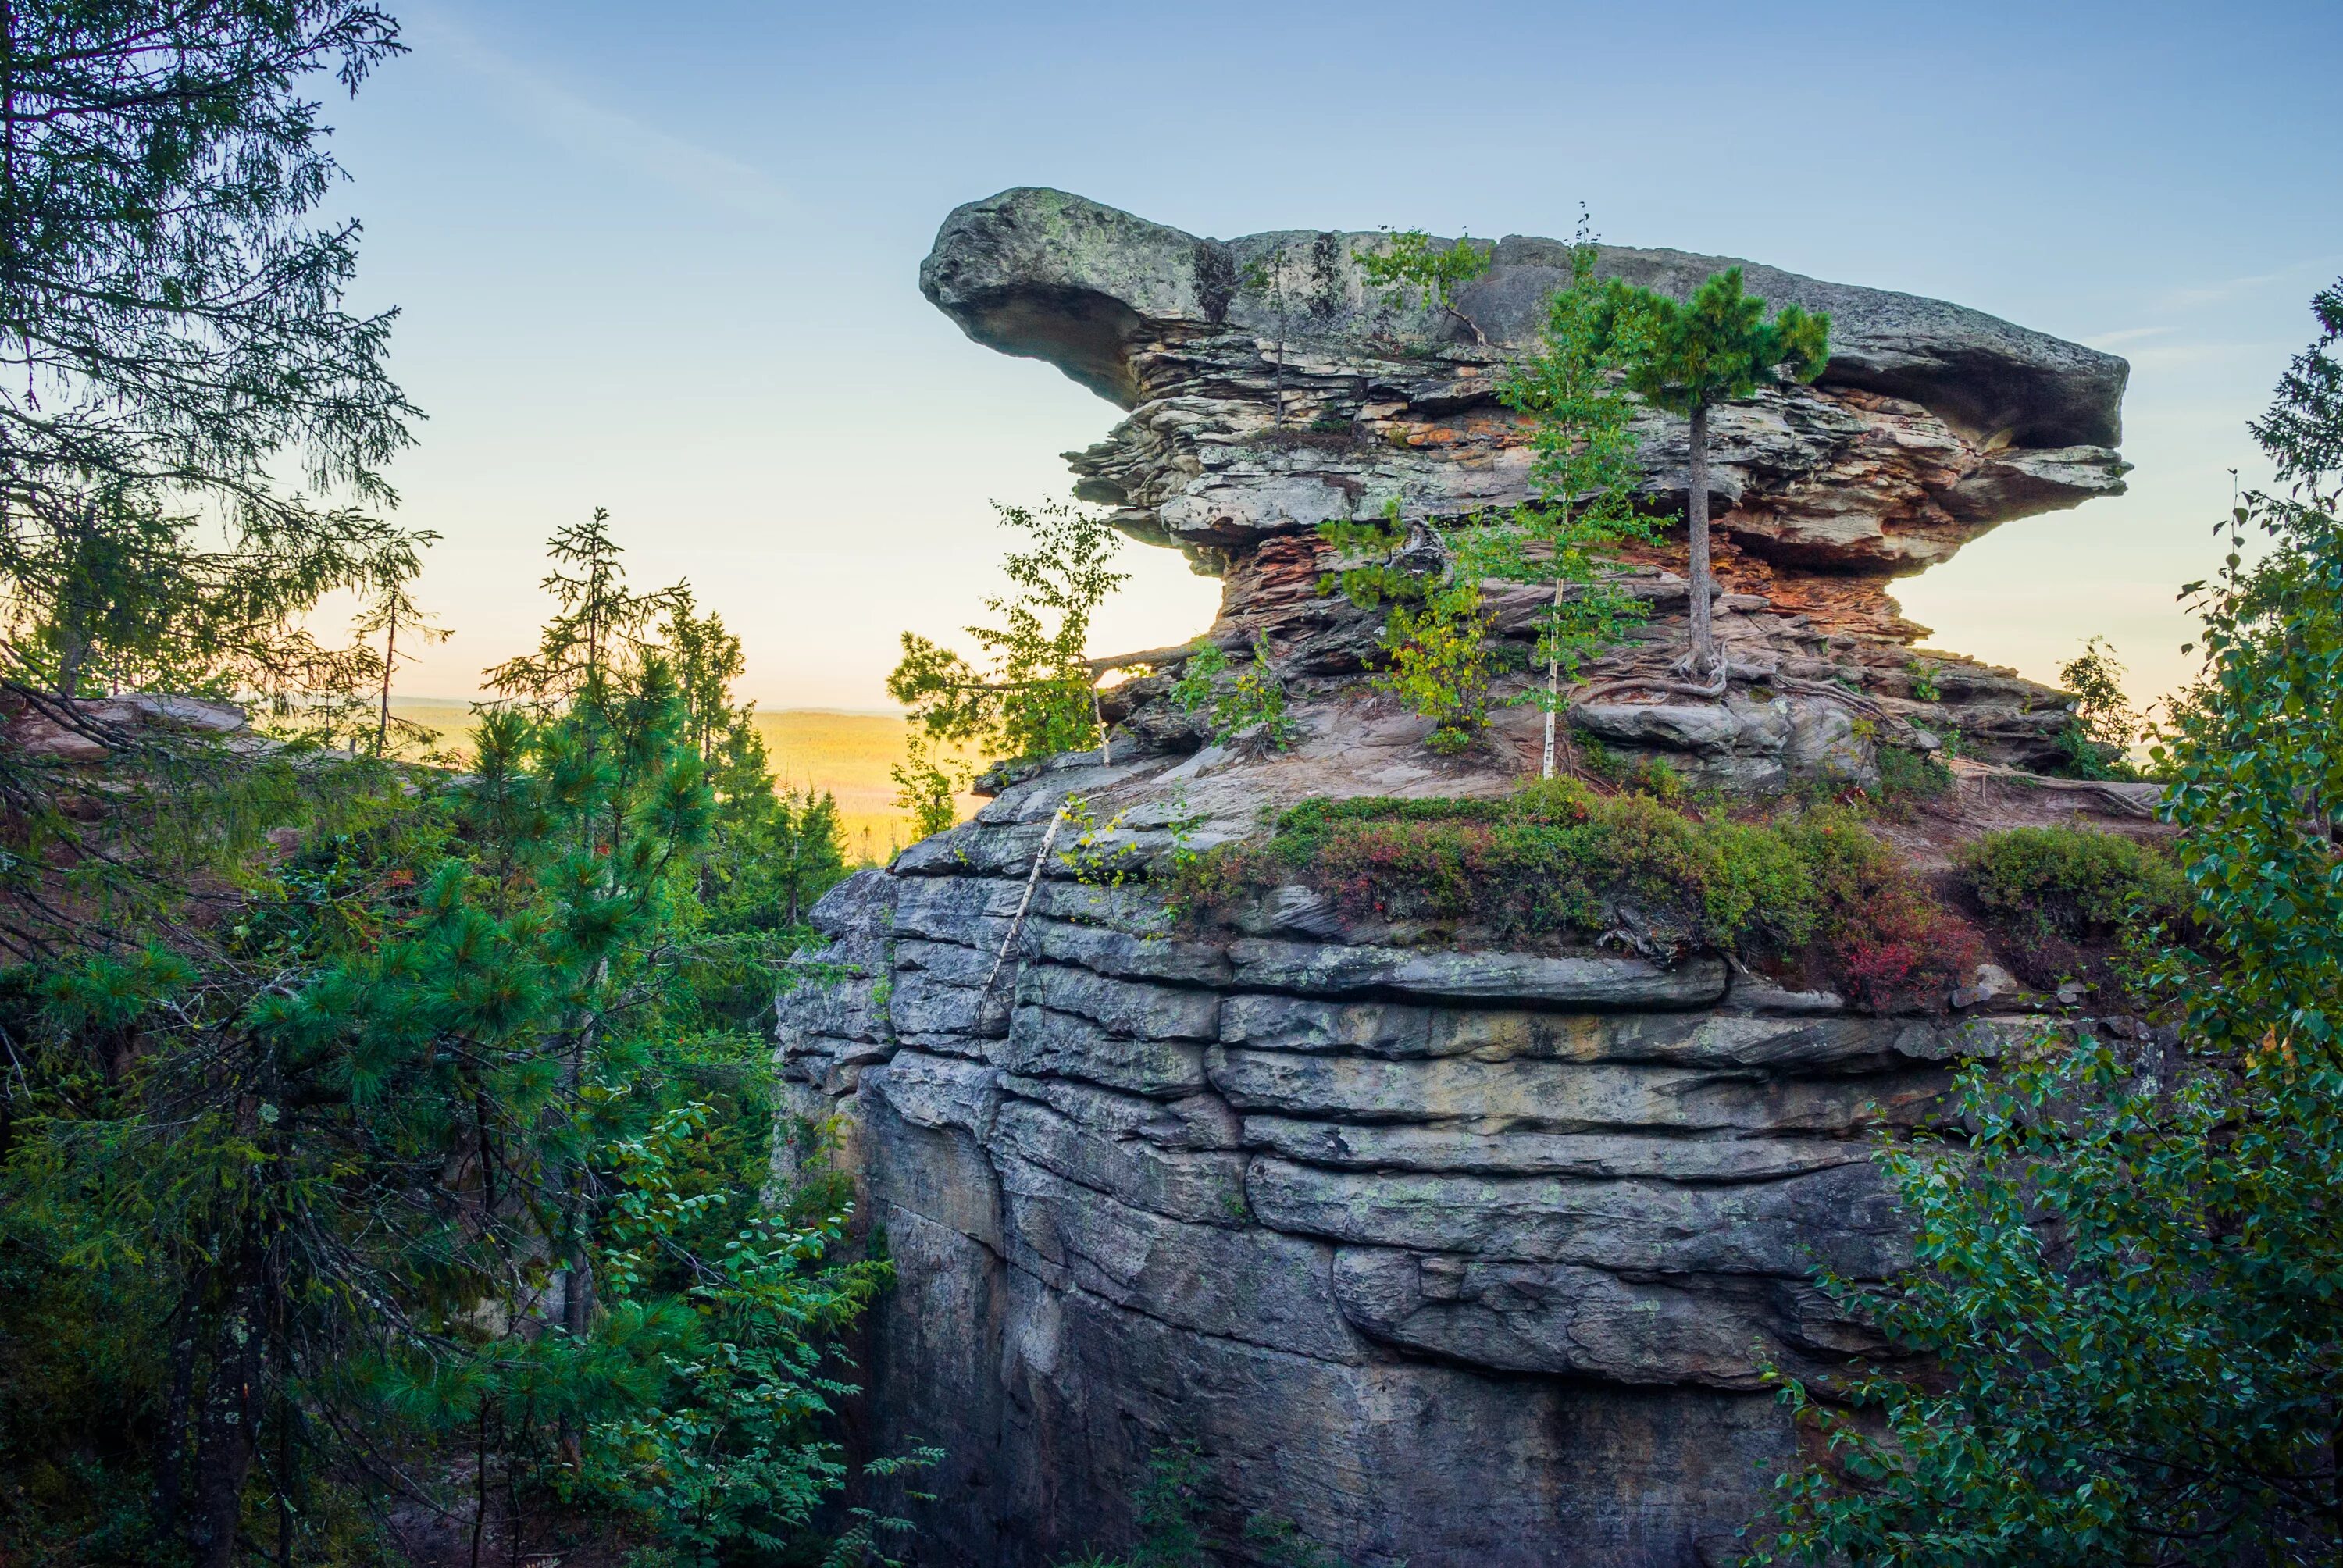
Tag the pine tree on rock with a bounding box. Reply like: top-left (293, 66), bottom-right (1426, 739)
top-left (1611, 270), bottom-right (1829, 678)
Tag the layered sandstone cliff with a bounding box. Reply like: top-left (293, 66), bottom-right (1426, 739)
top-left (773, 191), bottom-right (2142, 1566)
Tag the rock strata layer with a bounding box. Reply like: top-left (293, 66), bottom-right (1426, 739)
top-left (923, 187), bottom-right (2128, 584)
top-left (921, 188), bottom-right (2134, 789)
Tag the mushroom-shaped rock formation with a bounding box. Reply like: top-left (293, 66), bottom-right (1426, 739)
top-left (772, 193), bottom-right (2151, 1568)
top-left (921, 188), bottom-right (2131, 786)
top-left (923, 185), bottom-right (2127, 584)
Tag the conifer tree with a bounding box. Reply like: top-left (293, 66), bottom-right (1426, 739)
top-left (351, 543), bottom-right (449, 755)
top-left (485, 508), bottom-right (679, 710)
top-left (0, 1), bottom-right (423, 715)
top-left (1, 526), bottom-right (876, 1564)
top-left (1332, 219), bottom-right (1653, 762)
top-left (665, 587), bottom-right (750, 764)
top-left (0, 1), bottom-right (436, 952)
top-left (1609, 270), bottom-right (1828, 677)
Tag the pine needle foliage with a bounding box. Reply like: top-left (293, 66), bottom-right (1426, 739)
top-left (1338, 214), bottom-right (1656, 762)
top-left (1607, 270), bottom-right (1829, 673)
top-left (0, 0), bottom-right (429, 707)
top-left (0, 526), bottom-right (876, 1566)
top-left (0, 0), bottom-right (443, 956)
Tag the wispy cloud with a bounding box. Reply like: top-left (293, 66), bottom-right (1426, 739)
top-left (405, 9), bottom-right (788, 221)
top-left (2083, 325), bottom-right (2170, 349)
top-left (2152, 255), bottom-right (2341, 313)
top-left (2122, 340), bottom-right (2294, 372)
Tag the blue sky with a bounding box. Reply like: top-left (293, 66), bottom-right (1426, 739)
top-left (325, 0), bottom-right (2341, 711)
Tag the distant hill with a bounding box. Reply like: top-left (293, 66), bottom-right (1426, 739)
top-left (389, 699), bottom-right (975, 864)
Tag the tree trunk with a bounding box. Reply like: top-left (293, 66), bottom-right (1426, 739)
top-left (1686, 401), bottom-right (1716, 674)
top-left (55, 623), bottom-right (87, 699)
top-left (551, 973), bottom-right (605, 1468)
top-left (376, 615), bottom-right (395, 756)
top-left (151, 1271), bottom-right (207, 1538)
top-left (190, 1253), bottom-right (265, 1568)
top-left (1541, 573), bottom-right (1562, 779)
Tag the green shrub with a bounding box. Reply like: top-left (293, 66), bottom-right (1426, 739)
top-left (1872, 743), bottom-right (1951, 806)
top-left (1582, 740), bottom-right (1688, 804)
top-left (1168, 635), bottom-right (1297, 750)
top-left (1952, 827), bottom-right (2188, 994)
top-left (1060, 1444), bottom-right (1344, 1568)
top-left (1179, 786), bottom-right (1975, 1007)
top-left (1781, 807), bottom-right (1982, 1009)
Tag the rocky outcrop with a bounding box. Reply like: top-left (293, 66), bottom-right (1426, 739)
top-left (923, 187), bottom-right (2127, 586)
top-left (773, 728), bottom-right (2104, 1567)
top-left (776, 193), bottom-right (2144, 1566)
top-left (921, 188), bottom-right (2133, 788)
top-left (0, 690), bottom-right (256, 763)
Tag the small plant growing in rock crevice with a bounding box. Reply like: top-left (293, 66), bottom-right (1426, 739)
top-left (1168, 634), bottom-right (1297, 750)
top-left (1057, 792), bottom-right (1141, 889)
top-left (1360, 226), bottom-right (1491, 339)
top-left (1868, 743), bottom-right (1952, 816)
top-left (1316, 501), bottom-right (1492, 755)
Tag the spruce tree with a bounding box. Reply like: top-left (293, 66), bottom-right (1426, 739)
top-left (0, 1), bottom-right (428, 948)
top-left (0, 507), bottom-right (882, 1563)
top-left (1610, 270), bottom-right (1828, 677)
top-left (665, 587), bottom-right (751, 764)
top-left (351, 543), bottom-right (449, 755)
top-left (0, 0), bottom-right (423, 703)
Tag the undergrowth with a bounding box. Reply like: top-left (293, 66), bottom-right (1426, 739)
top-left (1952, 826), bottom-right (2190, 993)
top-left (1175, 776), bottom-right (2194, 1012)
top-left (1175, 779), bottom-right (1981, 1010)
top-left (1060, 1445), bottom-right (1340, 1568)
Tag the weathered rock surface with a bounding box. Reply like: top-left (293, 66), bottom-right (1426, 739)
top-left (924, 187), bottom-right (2127, 585)
top-left (1, 690), bottom-right (269, 763)
top-left (770, 751), bottom-right (2099, 1566)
